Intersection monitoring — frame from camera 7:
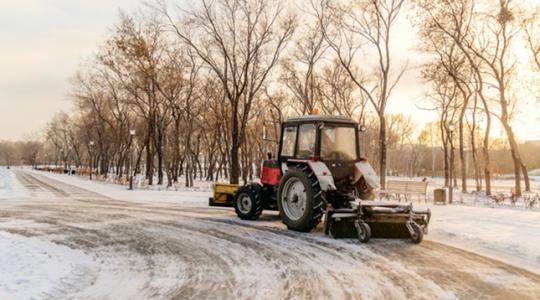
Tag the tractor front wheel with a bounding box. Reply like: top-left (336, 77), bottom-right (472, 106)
top-left (234, 183), bottom-right (264, 220)
top-left (355, 221), bottom-right (371, 243)
top-left (277, 167), bottom-right (324, 232)
top-left (409, 222), bottom-right (424, 244)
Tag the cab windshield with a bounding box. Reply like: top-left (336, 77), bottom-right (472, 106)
top-left (320, 126), bottom-right (357, 161)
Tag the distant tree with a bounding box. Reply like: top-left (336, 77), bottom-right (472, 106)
top-left (0, 141), bottom-right (16, 167)
top-left (418, 122), bottom-right (439, 178)
top-left (520, 4), bottom-right (540, 72)
top-left (20, 141), bottom-right (43, 167)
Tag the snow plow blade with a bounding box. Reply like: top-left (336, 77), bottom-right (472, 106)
top-left (325, 201), bottom-right (431, 243)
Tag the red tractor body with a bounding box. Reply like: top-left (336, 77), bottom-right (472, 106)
top-left (260, 161), bottom-right (281, 186)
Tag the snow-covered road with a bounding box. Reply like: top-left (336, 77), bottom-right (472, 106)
top-left (1, 169), bottom-right (540, 299)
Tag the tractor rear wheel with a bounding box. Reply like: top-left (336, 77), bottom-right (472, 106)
top-left (277, 167), bottom-right (324, 232)
top-left (234, 183), bottom-right (264, 220)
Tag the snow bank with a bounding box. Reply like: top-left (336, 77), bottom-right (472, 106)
top-left (422, 204), bottom-right (540, 275)
top-left (29, 169), bottom-right (211, 207)
top-left (0, 168), bottom-right (28, 200)
top-left (0, 232), bottom-right (93, 299)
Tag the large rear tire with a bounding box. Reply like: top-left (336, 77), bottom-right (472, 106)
top-left (277, 167), bottom-right (324, 232)
top-left (234, 183), bottom-right (264, 220)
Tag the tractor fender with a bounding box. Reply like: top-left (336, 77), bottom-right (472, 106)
top-left (282, 161), bottom-right (337, 191)
top-left (353, 160), bottom-right (380, 190)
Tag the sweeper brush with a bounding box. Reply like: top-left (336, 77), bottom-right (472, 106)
top-left (325, 202), bottom-right (431, 243)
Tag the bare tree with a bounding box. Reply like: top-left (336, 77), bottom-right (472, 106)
top-left (281, 20), bottom-right (328, 114)
top-left (315, 0), bottom-right (407, 188)
top-left (161, 0), bottom-right (295, 184)
top-left (318, 59), bottom-right (368, 120)
top-left (414, 0), bottom-right (499, 195)
top-left (0, 141), bottom-right (16, 167)
top-left (520, 4), bottom-right (540, 72)
top-left (463, 0), bottom-right (530, 195)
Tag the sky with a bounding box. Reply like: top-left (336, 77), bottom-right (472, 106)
top-left (0, 0), bottom-right (539, 142)
top-left (0, 0), bottom-right (141, 140)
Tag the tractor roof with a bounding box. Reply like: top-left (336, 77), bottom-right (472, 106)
top-left (283, 115), bottom-right (357, 125)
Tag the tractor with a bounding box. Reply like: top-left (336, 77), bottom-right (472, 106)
top-left (210, 114), bottom-right (431, 243)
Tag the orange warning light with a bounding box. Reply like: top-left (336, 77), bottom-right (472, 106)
top-left (311, 107), bottom-right (320, 115)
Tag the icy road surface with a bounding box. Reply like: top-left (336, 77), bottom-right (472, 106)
top-left (1, 169), bottom-right (540, 299)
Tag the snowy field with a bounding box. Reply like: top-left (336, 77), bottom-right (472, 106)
top-left (1, 167), bottom-right (539, 299)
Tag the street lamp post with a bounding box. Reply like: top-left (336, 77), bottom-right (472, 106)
top-left (89, 141), bottom-right (95, 180)
top-left (448, 122), bottom-right (455, 204)
top-left (129, 129), bottom-right (136, 190)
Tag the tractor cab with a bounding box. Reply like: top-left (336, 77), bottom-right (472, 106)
top-left (279, 115), bottom-right (360, 161)
top-left (260, 115), bottom-right (365, 190)
top-left (277, 115), bottom-right (362, 184)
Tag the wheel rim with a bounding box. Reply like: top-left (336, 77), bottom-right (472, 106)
top-left (358, 228), bottom-right (366, 240)
top-left (237, 193), bottom-right (252, 214)
top-left (355, 222), bottom-right (366, 240)
top-left (281, 177), bottom-right (307, 221)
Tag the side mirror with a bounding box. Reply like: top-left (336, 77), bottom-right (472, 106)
top-left (358, 125), bottom-right (367, 133)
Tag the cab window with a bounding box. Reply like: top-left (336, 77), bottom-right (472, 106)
top-left (281, 126), bottom-right (297, 157)
top-left (320, 126), bottom-right (357, 160)
top-left (297, 124), bottom-right (316, 159)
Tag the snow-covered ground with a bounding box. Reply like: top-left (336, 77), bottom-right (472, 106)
top-left (0, 168), bottom-right (29, 200)
top-left (30, 168), bottom-right (540, 274)
top-left (1, 168), bottom-right (540, 299)
top-left (424, 205), bottom-right (540, 274)
top-left (0, 231), bottom-right (93, 299)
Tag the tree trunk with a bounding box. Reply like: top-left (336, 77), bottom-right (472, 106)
top-left (470, 96), bottom-right (481, 192)
top-left (521, 161), bottom-right (531, 192)
top-left (441, 121), bottom-right (449, 187)
top-left (378, 114), bottom-right (387, 189)
top-left (459, 112), bottom-right (467, 193)
top-left (230, 109), bottom-right (240, 184)
top-left (146, 144), bottom-right (153, 185)
top-left (501, 120), bottom-right (522, 197)
top-left (230, 145), bottom-right (240, 185)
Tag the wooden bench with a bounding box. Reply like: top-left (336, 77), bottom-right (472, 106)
top-left (380, 180), bottom-right (429, 202)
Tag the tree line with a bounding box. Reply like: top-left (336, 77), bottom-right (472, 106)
top-left (414, 0), bottom-right (540, 197)
top-left (38, 0), bottom-right (412, 188)
top-left (2, 0), bottom-right (539, 197)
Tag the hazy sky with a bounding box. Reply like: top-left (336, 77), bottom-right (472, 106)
top-left (0, 0), bottom-right (539, 142)
top-left (0, 0), bottom-right (141, 140)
